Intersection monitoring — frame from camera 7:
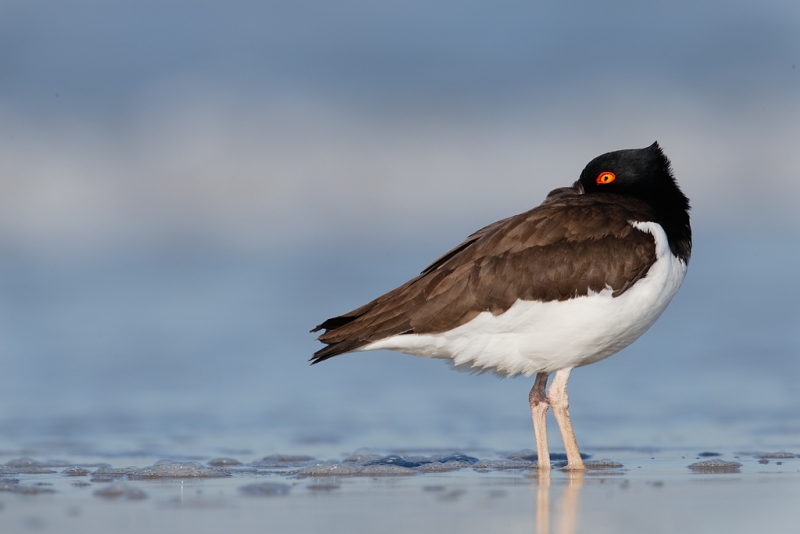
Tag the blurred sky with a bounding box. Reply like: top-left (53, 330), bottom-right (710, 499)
top-left (0, 0), bottom-right (798, 255)
top-left (0, 1), bottom-right (799, 450)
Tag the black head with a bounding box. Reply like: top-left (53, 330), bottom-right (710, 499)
top-left (578, 142), bottom-right (681, 203)
top-left (577, 142), bottom-right (692, 262)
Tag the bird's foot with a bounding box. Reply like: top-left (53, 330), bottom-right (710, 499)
top-left (561, 459), bottom-right (586, 471)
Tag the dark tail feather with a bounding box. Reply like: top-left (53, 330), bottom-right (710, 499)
top-left (310, 339), bottom-right (368, 364)
top-left (310, 315), bottom-right (358, 333)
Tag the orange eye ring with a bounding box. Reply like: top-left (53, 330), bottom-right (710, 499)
top-left (596, 172), bottom-right (616, 185)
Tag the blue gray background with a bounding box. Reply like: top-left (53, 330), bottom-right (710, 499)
top-left (0, 1), bottom-right (798, 453)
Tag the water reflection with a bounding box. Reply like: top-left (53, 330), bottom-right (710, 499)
top-left (536, 471), bottom-right (583, 534)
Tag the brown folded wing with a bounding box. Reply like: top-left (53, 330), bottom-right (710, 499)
top-left (311, 190), bottom-right (657, 363)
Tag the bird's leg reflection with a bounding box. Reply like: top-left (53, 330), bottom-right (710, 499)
top-left (535, 470), bottom-right (584, 534)
top-left (557, 472), bottom-right (584, 534)
top-left (536, 471), bottom-right (550, 534)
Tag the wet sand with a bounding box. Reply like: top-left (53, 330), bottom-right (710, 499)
top-left (2, 446), bottom-right (800, 534)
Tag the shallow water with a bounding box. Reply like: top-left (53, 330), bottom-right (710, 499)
top-left (2, 447), bottom-right (800, 534)
top-left (0, 227), bottom-right (799, 532)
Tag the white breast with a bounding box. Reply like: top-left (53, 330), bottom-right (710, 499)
top-left (359, 221), bottom-right (687, 377)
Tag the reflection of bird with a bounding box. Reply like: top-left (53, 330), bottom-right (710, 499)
top-left (311, 143), bottom-right (691, 470)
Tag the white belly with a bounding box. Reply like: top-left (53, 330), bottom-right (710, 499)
top-left (359, 222), bottom-right (687, 377)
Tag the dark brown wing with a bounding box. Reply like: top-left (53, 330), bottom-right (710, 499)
top-left (311, 190), bottom-right (657, 363)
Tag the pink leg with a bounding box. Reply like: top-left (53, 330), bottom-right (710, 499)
top-left (529, 372), bottom-right (551, 470)
top-left (548, 368), bottom-right (585, 471)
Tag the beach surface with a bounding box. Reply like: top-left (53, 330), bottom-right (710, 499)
top-left (2, 439), bottom-right (800, 534)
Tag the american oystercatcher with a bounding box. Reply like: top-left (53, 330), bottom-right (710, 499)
top-left (311, 142), bottom-right (691, 470)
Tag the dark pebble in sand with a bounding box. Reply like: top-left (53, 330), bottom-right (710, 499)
top-left (238, 483), bottom-right (292, 497)
top-left (307, 483), bottom-right (340, 492)
top-left (91, 467), bottom-right (138, 480)
top-left (417, 461), bottom-right (470, 473)
top-left (63, 467), bottom-right (91, 477)
top-left (94, 483), bottom-right (148, 500)
top-left (207, 458), bottom-right (242, 467)
top-left (368, 453), bottom-right (479, 469)
top-left (5, 457), bottom-right (44, 467)
top-left (251, 455), bottom-right (316, 468)
top-left (472, 459), bottom-right (535, 470)
top-left (1, 466), bottom-right (57, 475)
top-left (436, 453), bottom-right (480, 464)
top-left (298, 461), bottom-right (415, 477)
top-left (367, 455), bottom-right (431, 468)
top-left (0, 479), bottom-right (55, 495)
top-left (4, 457), bottom-right (69, 470)
top-left (14, 486), bottom-right (56, 495)
top-left (343, 449), bottom-right (381, 463)
top-left (549, 459), bottom-right (622, 471)
top-left (438, 489), bottom-right (467, 502)
top-left (128, 460), bottom-right (231, 479)
top-left (584, 460), bottom-right (624, 470)
top-left (757, 452), bottom-right (796, 459)
top-left (688, 460), bottom-right (742, 473)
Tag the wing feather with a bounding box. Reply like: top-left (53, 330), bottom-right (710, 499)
top-left (311, 191), bottom-right (657, 363)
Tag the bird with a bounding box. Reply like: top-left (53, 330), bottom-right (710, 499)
top-left (311, 142), bottom-right (691, 471)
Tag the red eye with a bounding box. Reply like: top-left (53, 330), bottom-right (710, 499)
top-left (596, 172), bottom-right (616, 185)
